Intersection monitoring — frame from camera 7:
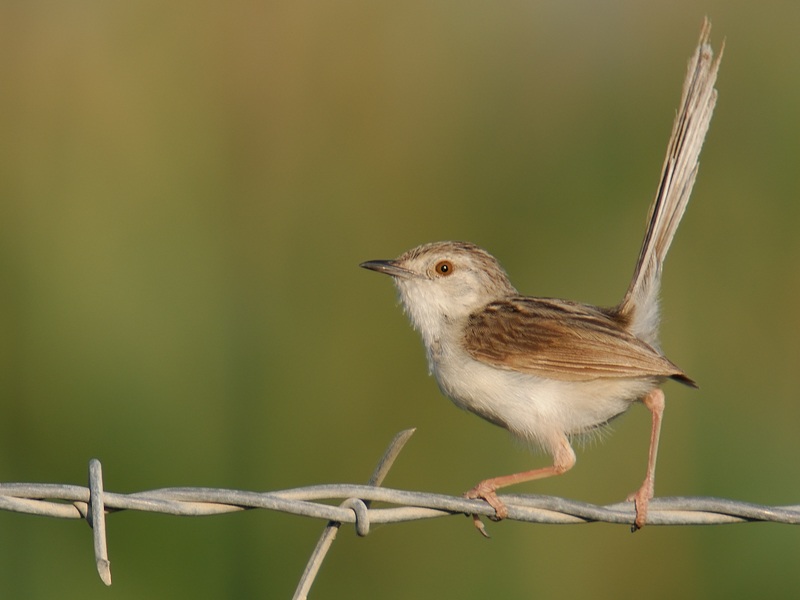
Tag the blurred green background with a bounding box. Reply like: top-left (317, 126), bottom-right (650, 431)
top-left (1, 1), bottom-right (799, 598)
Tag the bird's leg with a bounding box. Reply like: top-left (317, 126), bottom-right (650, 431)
top-left (465, 435), bottom-right (576, 536)
top-left (627, 387), bottom-right (666, 531)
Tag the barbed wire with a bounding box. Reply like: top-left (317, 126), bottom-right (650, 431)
top-left (1, 429), bottom-right (798, 597)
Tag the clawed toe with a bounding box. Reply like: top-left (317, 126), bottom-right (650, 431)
top-left (627, 485), bottom-right (653, 532)
top-left (464, 484), bottom-right (509, 535)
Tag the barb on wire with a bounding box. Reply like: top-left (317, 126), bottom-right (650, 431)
top-left (88, 459), bottom-right (112, 586)
top-left (0, 430), bottom-right (798, 594)
top-left (292, 427), bottom-right (416, 600)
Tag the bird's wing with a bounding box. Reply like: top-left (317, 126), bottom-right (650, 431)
top-left (464, 297), bottom-right (695, 384)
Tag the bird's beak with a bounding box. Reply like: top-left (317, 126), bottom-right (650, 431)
top-left (360, 260), bottom-right (415, 279)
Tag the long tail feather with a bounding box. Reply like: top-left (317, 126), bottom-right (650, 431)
top-left (618, 18), bottom-right (723, 345)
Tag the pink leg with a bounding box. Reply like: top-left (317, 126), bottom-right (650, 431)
top-left (465, 435), bottom-right (576, 536)
top-left (627, 388), bottom-right (665, 531)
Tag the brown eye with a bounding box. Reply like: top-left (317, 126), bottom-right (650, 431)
top-left (434, 260), bottom-right (454, 276)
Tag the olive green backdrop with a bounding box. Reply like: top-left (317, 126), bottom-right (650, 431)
top-left (1, 1), bottom-right (798, 598)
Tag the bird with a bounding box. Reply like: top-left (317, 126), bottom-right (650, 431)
top-left (360, 21), bottom-right (722, 533)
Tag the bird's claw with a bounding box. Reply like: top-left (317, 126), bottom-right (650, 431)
top-left (465, 485), bottom-right (508, 536)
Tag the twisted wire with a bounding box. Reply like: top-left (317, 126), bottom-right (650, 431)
top-left (3, 481), bottom-right (798, 526)
top-left (1, 430), bottom-right (798, 596)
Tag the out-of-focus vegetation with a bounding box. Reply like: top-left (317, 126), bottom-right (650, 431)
top-left (1, 2), bottom-right (798, 598)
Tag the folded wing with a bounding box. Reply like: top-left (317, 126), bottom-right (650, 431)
top-left (464, 297), bottom-right (696, 386)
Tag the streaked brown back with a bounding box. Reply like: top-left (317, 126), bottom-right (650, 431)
top-left (464, 297), bottom-right (696, 386)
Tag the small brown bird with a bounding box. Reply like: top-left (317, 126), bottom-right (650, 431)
top-left (361, 21), bottom-right (722, 533)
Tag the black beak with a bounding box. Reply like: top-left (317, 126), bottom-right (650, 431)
top-left (359, 260), bottom-right (415, 279)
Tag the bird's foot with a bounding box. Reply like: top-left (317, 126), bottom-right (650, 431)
top-left (626, 481), bottom-right (654, 532)
top-left (464, 483), bottom-right (509, 537)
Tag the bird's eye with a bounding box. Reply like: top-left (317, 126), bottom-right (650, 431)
top-left (434, 260), bottom-right (454, 276)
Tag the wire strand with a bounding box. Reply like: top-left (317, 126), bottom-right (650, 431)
top-left (1, 431), bottom-right (798, 594)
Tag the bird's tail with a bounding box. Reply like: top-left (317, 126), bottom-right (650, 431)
top-left (617, 19), bottom-right (723, 346)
